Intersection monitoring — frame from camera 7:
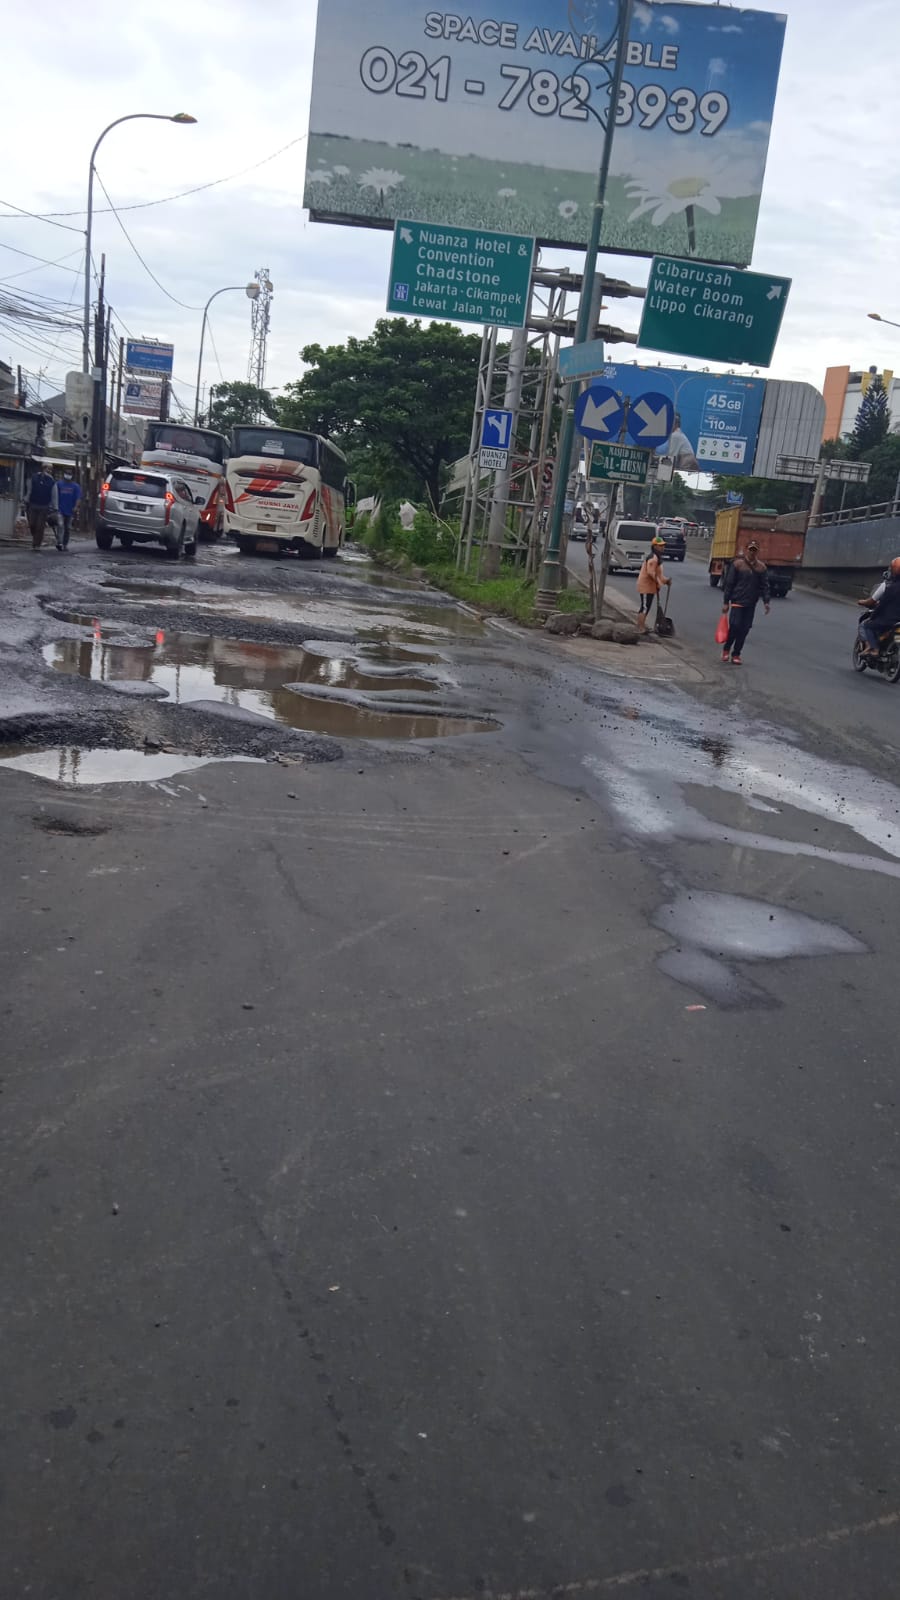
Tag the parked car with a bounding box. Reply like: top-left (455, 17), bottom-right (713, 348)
top-left (95, 469), bottom-right (199, 559)
top-left (656, 519), bottom-right (686, 561)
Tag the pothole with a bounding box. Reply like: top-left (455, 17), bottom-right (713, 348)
top-left (2, 746), bottom-right (251, 787)
top-left (100, 585), bottom-right (486, 639)
top-left (40, 630), bottom-right (495, 741)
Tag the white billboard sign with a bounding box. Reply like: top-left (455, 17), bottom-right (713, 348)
top-left (304, 1), bottom-right (786, 266)
top-left (123, 379), bottom-right (163, 418)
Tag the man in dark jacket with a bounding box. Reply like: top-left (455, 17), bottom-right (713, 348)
top-left (721, 540), bottom-right (771, 664)
top-left (859, 558), bottom-right (900, 657)
top-left (26, 468), bottom-right (57, 550)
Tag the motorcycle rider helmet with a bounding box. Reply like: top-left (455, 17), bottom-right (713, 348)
top-left (651, 536), bottom-right (665, 549)
top-left (891, 557), bottom-right (900, 577)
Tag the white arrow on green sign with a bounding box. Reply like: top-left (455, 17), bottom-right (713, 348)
top-left (387, 219), bottom-right (535, 329)
top-left (638, 256), bottom-right (791, 368)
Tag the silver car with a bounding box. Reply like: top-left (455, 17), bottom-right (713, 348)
top-left (95, 468), bottom-right (199, 560)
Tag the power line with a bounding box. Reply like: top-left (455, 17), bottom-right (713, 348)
top-left (93, 169), bottom-right (202, 311)
top-left (0, 198), bottom-right (82, 233)
top-left (0, 133), bottom-right (308, 227)
top-left (206, 317), bottom-right (226, 384)
top-left (0, 240), bottom-right (82, 278)
top-left (0, 247), bottom-right (83, 286)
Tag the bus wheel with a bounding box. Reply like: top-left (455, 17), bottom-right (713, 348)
top-left (237, 537), bottom-right (256, 556)
top-left (322, 545), bottom-right (338, 559)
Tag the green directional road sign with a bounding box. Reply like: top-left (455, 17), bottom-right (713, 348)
top-left (589, 442), bottom-right (651, 485)
top-left (638, 256), bottom-right (791, 368)
top-left (387, 220), bottom-right (535, 330)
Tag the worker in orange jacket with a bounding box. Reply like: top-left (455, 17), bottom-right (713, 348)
top-left (636, 536), bottom-right (670, 630)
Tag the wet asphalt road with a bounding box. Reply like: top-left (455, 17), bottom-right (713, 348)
top-left (3, 539), bottom-right (900, 1599)
top-left (568, 543), bottom-right (900, 760)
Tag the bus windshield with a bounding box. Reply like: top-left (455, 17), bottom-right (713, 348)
top-left (231, 427), bottom-right (318, 467)
top-left (144, 424), bottom-right (225, 465)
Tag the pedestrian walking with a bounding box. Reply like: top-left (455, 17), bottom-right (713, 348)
top-left (636, 535), bottom-right (670, 631)
top-left (54, 470), bottom-right (82, 551)
top-left (721, 540), bottom-right (770, 664)
top-left (26, 467), bottom-right (57, 551)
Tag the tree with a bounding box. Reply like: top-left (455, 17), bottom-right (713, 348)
top-left (710, 473), bottom-right (803, 514)
top-left (203, 381), bottom-right (273, 433)
top-left (276, 318), bottom-right (482, 507)
top-left (850, 375), bottom-right (890, 458)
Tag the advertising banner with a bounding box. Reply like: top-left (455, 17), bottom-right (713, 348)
top-left (305, 1), bottom-right (786, 266)
top-left (596, 362), bottom-right (766, 475)
top-left (123, 379), bottom-right (163, 418)
top-left (126, 340), bottom-right (174, 376)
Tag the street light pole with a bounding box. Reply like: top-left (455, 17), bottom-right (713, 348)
top-left (536, 0), bottom-right (634, 613)
top-left (868, 313), bottom-right (900, 330)
top-left (83, 111), bottom-right (196, 374)
top-left (194, 283), bottom-right (260, 424)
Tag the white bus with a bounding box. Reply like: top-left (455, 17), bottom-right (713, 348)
top-left (224, 425), bottom-right (349, 558)
top-left (141, 422), bottom-right (228, 540)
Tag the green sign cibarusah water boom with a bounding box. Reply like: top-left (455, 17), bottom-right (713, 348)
top-left (304, 1), bottom-right (786, 267)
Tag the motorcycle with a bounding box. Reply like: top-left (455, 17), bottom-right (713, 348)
top-left (852, 603), bottom-right (900, 682)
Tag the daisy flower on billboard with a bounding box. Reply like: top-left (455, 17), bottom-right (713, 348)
top-left (624, 154), bottom-right (759, 252)
top-left (358, 168), bottom-right (404, 193)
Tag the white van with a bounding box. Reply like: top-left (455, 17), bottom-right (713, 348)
top-left (607, 519), bottom-right (658, 575)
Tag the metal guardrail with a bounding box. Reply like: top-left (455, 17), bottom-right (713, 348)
top-left (811, 499), bottom-right (900, 528)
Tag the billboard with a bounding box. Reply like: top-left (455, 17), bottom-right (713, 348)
top-left (304, 2), bottom-right (786, 266)
top-left (126, 340), bottom-right (173, 376)
top-left (752, 380), bottom-right (826, 480)
top-left (123, 379), bottom-right (163, 418)
top-left (595, 362), bottom-right (765, 475)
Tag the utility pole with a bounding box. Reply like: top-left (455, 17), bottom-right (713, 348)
top-left (536, 0), bottom-right (634, 614)
top-left (159, 376), bottom-right (170, 423)
top-left (87, 253), bottom-right (106, 526)
top-left (483, 324), bottom-right (528, 578)
top-left (113, 336), bottom-right (124, 457)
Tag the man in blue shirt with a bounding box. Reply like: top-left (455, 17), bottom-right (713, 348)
top-left (55, 470), bottom-right (82, 551)
top-left (26, 468), bottom-right (57, 550)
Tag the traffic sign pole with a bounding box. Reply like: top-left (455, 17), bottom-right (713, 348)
top-left (537, 0), bottom-right (635, 615)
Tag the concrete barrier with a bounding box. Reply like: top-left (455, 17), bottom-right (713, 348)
top-left (801, 517), bottom-right (900, 598)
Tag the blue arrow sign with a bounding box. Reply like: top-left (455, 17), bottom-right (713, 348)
top-left (626, 391), bottom-right (674, 447)
top-left (482, 408), bottom-right (513, 451)
top-left (574, 384), bottom-right (624, 441)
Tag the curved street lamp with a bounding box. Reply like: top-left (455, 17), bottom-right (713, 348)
top-left (194, 283), bottom-right (261, 424)
top-left (868, 313), bottom-right (900, 330)
top-left (83, 112), bottom-right (197, 373)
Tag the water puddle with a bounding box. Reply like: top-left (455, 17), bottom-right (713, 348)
top-left (581, 684), bottom-right (900, 880)
top-left (654, 891), bottom-right (866, 962)
top-left (0, 745), bottom-right (244, 787)
top-left (42, 630), bottom-right (493, 741)
top-left (653, 889), bottom-right (866, 1010)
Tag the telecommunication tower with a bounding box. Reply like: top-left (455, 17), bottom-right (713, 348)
top-left (247, 268), bottom-right (274, 402)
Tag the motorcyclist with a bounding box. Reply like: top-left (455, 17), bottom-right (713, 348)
top-left (858, 557), bottom-right (900, 657)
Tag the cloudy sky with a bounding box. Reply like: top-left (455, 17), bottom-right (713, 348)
top-left (1, 0), bottom-right (898, 422)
